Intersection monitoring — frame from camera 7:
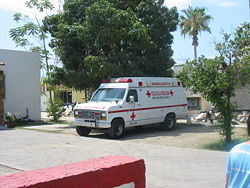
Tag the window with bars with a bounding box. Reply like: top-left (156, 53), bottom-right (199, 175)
top-left (59, 91), bottom-right (72, 104)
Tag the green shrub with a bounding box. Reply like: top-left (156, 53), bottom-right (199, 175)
top-left (46, 97), bottom-right (65, 122)
top-left (5, 113), bottom-right (15, 123)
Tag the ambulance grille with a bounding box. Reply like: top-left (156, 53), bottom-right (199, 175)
top-left (82, 111), bottom-right (95, 119)
top-left (76, 110), bottom-right (100, 119)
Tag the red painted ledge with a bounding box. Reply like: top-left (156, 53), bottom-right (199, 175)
top-left (0, 155), bottom-right (146, 188)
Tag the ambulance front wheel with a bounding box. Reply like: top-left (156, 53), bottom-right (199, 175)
top-left (109, 118), bottom-right (125, 139)
top-left (163, 114), bottom-right (176, 130)
top-left (76, 126), bottom-right (91, 136)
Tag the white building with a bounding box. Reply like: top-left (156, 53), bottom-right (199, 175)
top-left (0, 49), bottom-right (41, 121)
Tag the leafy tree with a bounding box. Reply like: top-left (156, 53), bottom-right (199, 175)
top-left (180, 6), bottom-right (213, 61)
top-left (44, 0), bottom-right (178, 91)
top-left (134, 0), bottom-right (179, 76)
top-left (46, 96), bottom-right (65, 122)
top-left (233, 22), bottom-right (250, 59)
top-left (178, 23), bottom-right (250, 143)
top-left (9, 0), bottom-right (54, 99)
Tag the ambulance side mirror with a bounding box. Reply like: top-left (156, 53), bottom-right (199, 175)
top-left (129, 96), bottom-right (135, 103)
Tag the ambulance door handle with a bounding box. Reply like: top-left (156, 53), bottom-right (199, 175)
top-left (137, 104), bottom-right (141, 106)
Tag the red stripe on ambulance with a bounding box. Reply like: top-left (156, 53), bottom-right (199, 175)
top-left (108, 104), bottom-right (187, 114)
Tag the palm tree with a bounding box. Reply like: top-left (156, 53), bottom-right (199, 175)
top-left (180, 6), bottom-right (213, 61)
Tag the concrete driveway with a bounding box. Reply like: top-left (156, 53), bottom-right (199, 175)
top-left (0, 127), bottom-right (227, 188)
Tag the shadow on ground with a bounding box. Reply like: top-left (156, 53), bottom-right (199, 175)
top-left (87, 123), bottom-right (217, 141)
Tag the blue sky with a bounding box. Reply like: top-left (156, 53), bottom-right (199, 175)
top-left (0, 0), bottom-right (249, 64)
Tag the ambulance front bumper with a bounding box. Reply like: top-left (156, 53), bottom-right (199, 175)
top-left (74, 118), bottom-right (110, 128)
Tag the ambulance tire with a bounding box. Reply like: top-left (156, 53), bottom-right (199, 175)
top-left (109, 119), bottom-right (125, 139)
top-left (163, 114), bottom-right (176, 130)
top-left (76, 126), bottom-right (91, 136)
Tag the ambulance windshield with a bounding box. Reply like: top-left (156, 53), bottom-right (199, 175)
top-left (91, 88), bottom-right (126, 102)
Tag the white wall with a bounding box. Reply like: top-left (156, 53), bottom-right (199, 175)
top-left (41, 94), bottom-right (47, 112)
top-left (0, 49), bottom-right (41, 120)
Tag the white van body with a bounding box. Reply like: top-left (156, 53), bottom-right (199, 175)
top-left (73, 77), bottom-right (187, 138)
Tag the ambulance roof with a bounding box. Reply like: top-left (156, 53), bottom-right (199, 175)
top-left (101, 77), bottom-right (181, 88)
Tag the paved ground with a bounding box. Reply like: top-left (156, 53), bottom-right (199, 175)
top-left (0, 126), bottom-right (227, 188)
top-left (19, 121), bottom-right (247, 150)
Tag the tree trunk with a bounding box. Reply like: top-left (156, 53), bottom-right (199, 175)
top-left (192, 31), bottom-right (198, 61)
top-left (194, 45), bottom-right (197, 62)
top-left (220, 109), bottom-right (232, 144)
top-left (225, 96), bottom-right (233, 144)
top-left (225, 122), bottom-right (232, 144)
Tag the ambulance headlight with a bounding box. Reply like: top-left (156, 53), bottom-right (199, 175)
top-left (74, 110), bottom-right (80, 117)
top-left (101, 112), bottom-right (107, 120)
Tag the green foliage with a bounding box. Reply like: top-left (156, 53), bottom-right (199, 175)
top-left (180, 6), bottom-right (213, 36)
top-left (5, 113), bottom-right (15, 123)
top-left (46, 97), bottom-right (65, 122)
top-left (233, 23), bottom-right (250, 78)
top-left (178, 23), bottom-right (250, 143)
top-left (25, 0), bottom-right (54, 12)
top-left (44, 0), bottom-right (178, 90)
top-left (9, 0), bottom-right (54, 73)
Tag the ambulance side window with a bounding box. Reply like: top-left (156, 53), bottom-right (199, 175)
top-left (126, 89), bottom-right (138, 102)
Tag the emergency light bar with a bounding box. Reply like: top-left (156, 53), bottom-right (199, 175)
top-left (102, 78), bottom-right (133, 83)
top-left (118, 78), bottom-right (133, 83)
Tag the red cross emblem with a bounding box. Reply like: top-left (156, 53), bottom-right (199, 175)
top-left (146, 90), bottom-right (151, 98)
top-left (131, 112), bottom-right (136, 120)
top-left (170, 90), bottom-right (174, 96)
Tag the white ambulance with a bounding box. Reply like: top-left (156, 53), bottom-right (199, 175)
top-left (73, 77), bottom-right (187, 138)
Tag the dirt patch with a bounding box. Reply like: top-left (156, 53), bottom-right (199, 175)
top-left (120, 123), bottom-right (248, 149)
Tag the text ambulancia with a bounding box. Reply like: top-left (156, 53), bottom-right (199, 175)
top-left (73, 77), bottom-right (187, 138)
